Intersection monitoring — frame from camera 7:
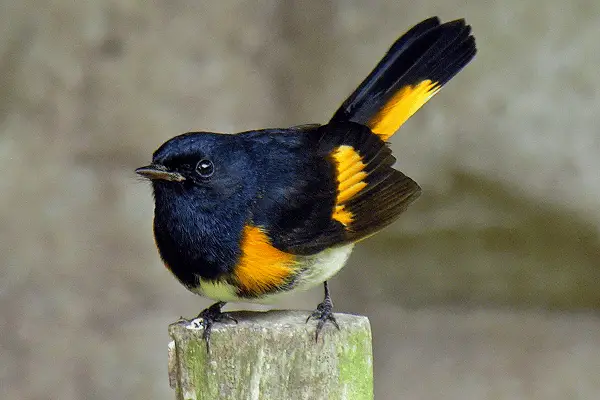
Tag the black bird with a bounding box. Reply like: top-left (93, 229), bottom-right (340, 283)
top-left (136, 17), bottom-right (476, 348)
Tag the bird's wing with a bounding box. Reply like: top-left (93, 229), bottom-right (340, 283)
top-left (247, 122), bottom-right (420, 255)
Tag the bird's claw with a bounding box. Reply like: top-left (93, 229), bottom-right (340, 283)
top-left (306, 297), bottom-right (340, 342)
top-left (180, 302), bottom-right (237, 352)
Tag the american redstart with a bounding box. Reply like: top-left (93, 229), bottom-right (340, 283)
top-left (137, 17), bottom-right (476, 349)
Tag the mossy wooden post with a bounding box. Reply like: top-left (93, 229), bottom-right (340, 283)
top-left (168, 310), bottom-right (373, 400)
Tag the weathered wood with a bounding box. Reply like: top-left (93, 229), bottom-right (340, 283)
top-left (168, 310), bottom-right (373, 400)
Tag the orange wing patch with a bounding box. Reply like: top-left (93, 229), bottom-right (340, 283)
top-left (368, 79), bottom-right (441, 140)
top-left (332, 145), bottom-right (367, 226)
top-left (234, 225), bottom-right (296, 296)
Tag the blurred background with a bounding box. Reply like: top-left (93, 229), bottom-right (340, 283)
top-left (2, 0), bottom-right (600, 399)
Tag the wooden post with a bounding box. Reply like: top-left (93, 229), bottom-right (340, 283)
top-left (168, 310), bottom-right (373, 400)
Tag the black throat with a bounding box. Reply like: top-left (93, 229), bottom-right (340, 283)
top-left (152, 186), bottom-right (246, 285)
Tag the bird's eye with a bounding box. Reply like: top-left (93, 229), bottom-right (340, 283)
top-left (195, 159), bottom-right (214, 178)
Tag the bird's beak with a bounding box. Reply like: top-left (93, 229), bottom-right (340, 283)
top-left (135, 164), bottom-right (186, 182)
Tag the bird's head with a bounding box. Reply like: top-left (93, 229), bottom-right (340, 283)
top-left (136, 132), bottom-right (255, 211)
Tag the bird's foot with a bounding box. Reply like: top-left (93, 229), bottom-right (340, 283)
top-left (179, 301), bottom-right (237, 352)
top-left (306, 293), bottom-right (340, 342)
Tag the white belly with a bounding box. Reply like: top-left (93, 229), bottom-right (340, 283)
top-left (290, 244), bottom-right (355, 294)
top-left (193, 244), bottom-right (355, 303)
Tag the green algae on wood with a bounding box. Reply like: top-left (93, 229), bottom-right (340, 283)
top-left (168, 310), bottom-right (373, 400)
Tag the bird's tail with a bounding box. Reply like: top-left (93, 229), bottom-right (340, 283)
top-left (330, 17), bottom-right (476, 141)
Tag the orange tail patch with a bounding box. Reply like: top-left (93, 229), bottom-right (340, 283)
top-left (368, 79), bottom-right (440, 140)
top-left (234, 225), bottom-right (296, 296)
top-left (332, 145), bottom-right (367, 226)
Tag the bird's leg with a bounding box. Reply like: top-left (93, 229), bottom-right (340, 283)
top-left (306, 281), bottom-right (340, 341)
top-left (180, 301), bottom-right (237, 352)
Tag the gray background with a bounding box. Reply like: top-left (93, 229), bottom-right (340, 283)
top-left (2, 1), bottom-right (600, 399)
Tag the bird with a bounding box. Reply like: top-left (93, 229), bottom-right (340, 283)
top-left (136, 17), bottom-right (476, 349)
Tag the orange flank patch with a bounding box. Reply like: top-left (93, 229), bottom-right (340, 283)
top-left (234, 225), bottom-right (296, 296)
top-left (368, 80), bottom-right (441, 140)
top-left (331, 145), bottom-right (368, 226)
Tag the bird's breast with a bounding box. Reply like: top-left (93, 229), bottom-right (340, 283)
top-left (152, 197), bottom-right (245, 283)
